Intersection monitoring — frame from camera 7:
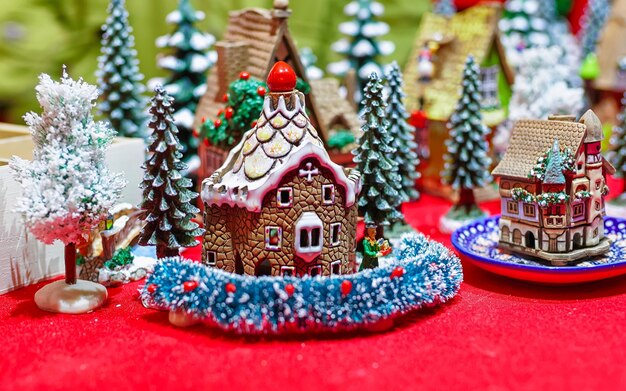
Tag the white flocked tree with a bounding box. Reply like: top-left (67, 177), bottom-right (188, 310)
top-left (10, 71), bottom-right (126, 313)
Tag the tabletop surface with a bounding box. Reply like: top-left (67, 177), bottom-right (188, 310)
top-left (2, 180), bottom-right (626, 391)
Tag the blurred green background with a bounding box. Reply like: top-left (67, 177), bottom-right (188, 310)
top-left (0, 0), bottom-right (431, 123)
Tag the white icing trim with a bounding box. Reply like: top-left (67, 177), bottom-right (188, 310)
top-left (202, 143), bottom-right (361, 212)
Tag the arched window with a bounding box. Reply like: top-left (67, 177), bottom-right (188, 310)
top-left (255, 259), bottom-right (272, 276)
top-left (525, 232), bottom-right (535, 248)
top-left (501, 225), bottom-right (510, 242)
top-left (513, 229), bottom-right (522, 245)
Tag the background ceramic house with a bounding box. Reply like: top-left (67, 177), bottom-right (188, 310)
top-left (201, 63), bottom-right (361, 277)
top-left (194, 1), bottom-right (360, 181)
top-left (492, 111), bottom-right (615, 264)
top-left (590, 0), bottom-right (626, 131)
top-left (403, 4), bottom-right (514, 199)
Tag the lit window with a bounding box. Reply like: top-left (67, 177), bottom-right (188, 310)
top-left (595, 179), bottom-right (602, 190)
top-left (265, 226), bottom-right (282, 250)
top-left (595, 201), bottom-right (601, 211)
top-left (331, 261), bottom-right (341, 275)
top-left (507, 200), bottom-right (518, 214)
top-left (593, 227), bottom-right (599, 238)
top-left (281, 266), bottom-right (294, 277)
top-left (295, 212), bottom-right (324, 262)
top-left (523, 203), bottom-right (535, 217)
top-left (309, 265), bottom-right (322, 277)
top-left (322, 184), bottom-right (335, 205)
top-left (277, 187), bottom-right (293, 207)
top-left (330, 222), bottom-right (341, 246)
top-left (206, 251), bottom-right (216, 265)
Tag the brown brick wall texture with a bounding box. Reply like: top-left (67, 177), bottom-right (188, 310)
top-left (203, 157), bottom-right (358, 277)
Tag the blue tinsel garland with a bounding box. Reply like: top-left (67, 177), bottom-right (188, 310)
top-left (141, 233), bottom-right (463, 334)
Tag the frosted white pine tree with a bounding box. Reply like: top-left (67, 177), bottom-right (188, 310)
top-left (151, 0), bottom-right (216, 164)
top-left (499, 0), bottom-right (553, 68)
top-left (97, 0), bottom-right (148, 138)
top-left (579, 0), bottom-right (611, 60)
top-left (508, 46), bottom-right (584, 122)
top-left (300, 47), bottom-right (324, 80)
top-left (327, 0), bottom-right (394, 104)
top-left (10, 71), bottom-right (125, 305)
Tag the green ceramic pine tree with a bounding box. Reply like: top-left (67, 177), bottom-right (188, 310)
top-left (156, 0), bottom-right (215, 163)
top-left (139, 86), bottom-right (204, 259)
top-left (353, 73), bottom-right (404, 231)
top-left (441, 56), bottom-right (492, 219)
top-left (97, 0), bottom-right (148, 138)
top-left (385, 62), bottom-right (420, 202)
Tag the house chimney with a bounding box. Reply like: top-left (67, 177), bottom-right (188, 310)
top-left (214, 41), bottom-right (249, 102)
top-left (271, 0), bottom-right (291, 35)
top-left (548, 114), bottom-right (576, 122)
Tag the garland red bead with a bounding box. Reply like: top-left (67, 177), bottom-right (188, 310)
top-left (340, 280), bottom-right (352, 296)
top-left (285, 284), bottom-right (295, 297)
top-left (239, 71), bottom-right (250, 80)
top-left (147, 283), bottom-right (158, 294)
top-left (225, 282), bottom-right (237, 294)
top-left (257, 86), bottom-right (266, 97)
top-left (225, 107), bottom-right (234, 119)
top-left (183, 280), bottom-right (198, 292)
top-left (214, 119), bottom-right (222, 128)
top-left (391, 266), bottom-right (405, 279)
top-left (222, 94), bottom-right (228, 103)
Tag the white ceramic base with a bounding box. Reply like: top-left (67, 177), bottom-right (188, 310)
top-left (169, 310), bottom-right (200, 327)
top-left (34, 279), bottom-right (107, 314)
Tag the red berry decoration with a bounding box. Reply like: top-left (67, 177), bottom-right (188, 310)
top-left (201, 116), bottom-right (206, 123)
top-left (391, 266), bottom-right (405, 279)
top-left (257, 86), bottom-right (266, 97)
top-left (192, 129), bottom-right (199, 138)
top-left (285, 284), bottom-right (295, 297)
top-left (217, 108), bottom-right (224, 116)
top-left (340, 280), bottom-right (352, 296)
top-left (267, 61), bottom-right (297, 92)
top-left (147, 283), bottom-right (158, 294)
top-left (203, 138), bottom-right (210, 147)
top-left (239, 71), bottom-right (250, 80)
top-left (225, 282), bottom-right (237, 294)
top-left (222, 94), bottom-right (229, 102)
top-left (214, 119), bottom-right (222, 128)
top-left (251, 120), bottom-right (258, 128)
top-left (225, 107), bottom-right (234, 119)
top-left (183, 280), bottom-right (198, 292)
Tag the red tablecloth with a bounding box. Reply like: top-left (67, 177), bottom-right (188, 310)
top-left (2, 176), bottom-right (626, 390)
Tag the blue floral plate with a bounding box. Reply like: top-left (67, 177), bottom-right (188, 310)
top-left (451, 216), bottom-right (626, 284)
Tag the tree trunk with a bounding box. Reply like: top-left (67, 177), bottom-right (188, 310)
top-left (157, 245), bottom-right (179, 259)
top-left (458, 188), bottom-right (476, 214)
top-left (65, 242), bottom-right (77, 285)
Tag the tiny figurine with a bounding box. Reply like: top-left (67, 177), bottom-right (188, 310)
top-left (138, 86), bottom-right (204, 259)
top-left (416, 42), bottom-right (436, 83)
top-left (327, 0), bottom-right (395, 105)
top-left (385, 62), bottom-right (420, 203)
top-left (492, 110), bottom-right (615, 265)
top-left (360, 225), bottom-right (392, 271)
top-left (97, 0), bottom-right (148, 138)
top-left (153, 0), bottom-right (216, 167)
top-left (9, 70), bottom-right (126, 313)
top-left (193, 0), bottom-right (361, 181)
top-left (439, 56), bottom-right (492, 233)
top-left (201, 61), bottom-right (361, 277)
top-left (353, 73), bottom-right (404, 234)
top-left (403, 4), bottom-right (514, 199)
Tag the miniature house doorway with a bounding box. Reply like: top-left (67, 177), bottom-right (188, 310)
top-left (573, 233), bottom-right (583, 250)
top-left (234, 251), bottom-right (244, 275)
top-left (255, 258), bottom-right (272, 276)
top-left (525, 232), bottom-right (535, 249)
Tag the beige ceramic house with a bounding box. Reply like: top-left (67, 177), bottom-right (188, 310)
top-left (201, 62), bottom-right (361, 277)
top-left (492, 111), bottom-right (615, 264)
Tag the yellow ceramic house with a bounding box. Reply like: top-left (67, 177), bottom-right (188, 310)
top-left (404, 4), bottom-right (514, 199)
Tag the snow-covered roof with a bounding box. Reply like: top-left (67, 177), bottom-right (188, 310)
top-left (202, 64), bottom-right (361, 212)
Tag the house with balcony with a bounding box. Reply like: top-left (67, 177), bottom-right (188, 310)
top-left (492, 110), bottom-right (615, 265)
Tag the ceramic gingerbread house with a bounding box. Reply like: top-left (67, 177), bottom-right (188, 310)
top-left (201, 62), bottom-right (361, 277)
top-left (194, 0), bottom-right (360, 181)
top-left (403, 4), bottom-right (514, 199)
top-left (492, 110), bottom-right (615, 265)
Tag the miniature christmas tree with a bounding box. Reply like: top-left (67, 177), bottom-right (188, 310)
top-left (10, 71), bottom-right (126, 313)
top-left (327, 0), bottom-right (394, 104)
top-left (300, 47), bottom-right (324, 80)
top-left (154, 0), bottom-right (216, 164)
top-left (441, 56), bottom-right (492, 224)
top-left (610, 93), bottom-right (626, 199)
top-left (97, 0), bottom-right (148, 138)
top-left (385, 62), bottom-right (420, 202)
top-left (199, 72), bottom-right (266, 149)
top-left (433, 0), bottom-right (456, 17)
top-left (499, 0), bottom-right (553, 68)
top-left (508, 46), bottom-right (583, 122)
top-left (578, 0), bottom-right (611, 80)
top-left (138, 86), bottom-right (204, 259)
top-left (353, 73), bottom-right (404, 231)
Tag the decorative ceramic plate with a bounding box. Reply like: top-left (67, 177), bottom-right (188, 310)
top-left (451, 216), bottom-right (626, 285)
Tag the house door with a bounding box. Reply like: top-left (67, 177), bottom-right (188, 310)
top-left (525, 232), bottom-right (535, 249)
top-left (234, 251), bottom-right (244, 275)
top-left (255, 258), bottom-right (272, 276)
top-left (573, 233), bottom-right (583, 250)
top-left (549, 238), bottom-right (558, 252)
